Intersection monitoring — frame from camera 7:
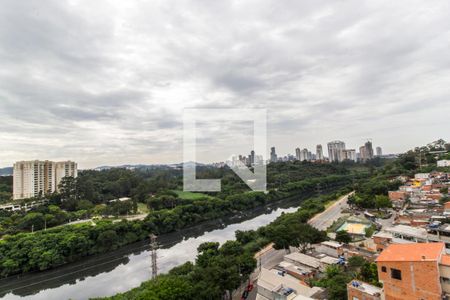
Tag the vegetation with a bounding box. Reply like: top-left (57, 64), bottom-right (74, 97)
top-left (0, 219), bottom-right (148, 276)
top-left (335, 230), bottom-right (352, 244)
top-left (93, 240), bottom-right (256, 300)
top-left (0, 176), bottom-right (12, 203)
top-left (0, 172), bottom-right (354, 277)
top-left (347, 177), bottom-right (401, 209)
top-left (313, 256), bottom-right (380, 300)
top-left (96, 189), bottom-right (353, 300)
top-left (173, 190), bottom-right (211, 200)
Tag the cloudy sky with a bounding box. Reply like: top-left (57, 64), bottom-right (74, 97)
top-left (1, 0), bottom-right (449, 168)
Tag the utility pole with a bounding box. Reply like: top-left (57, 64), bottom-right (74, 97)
top-left (149, 234), bottom-right (158, 279)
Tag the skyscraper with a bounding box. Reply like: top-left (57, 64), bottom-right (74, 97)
top-left (295, 148), bottom-right (301, 161)
top-left (376, 146), bottom-right (382, 156)
top-left (365, 141), bottom-right (374, 160)
top-left (316, 145), bottom-right (324, 160)
top-left (327, 141), bottom-right (346, 162)
top-left (343, 149), bottom-right (357, 162)
top-left (270, 147), bottom-right (277, 163)
top-left (300, 148), bottom-right (309, 161)
top-left (13, 160), bottom-right (77, 200)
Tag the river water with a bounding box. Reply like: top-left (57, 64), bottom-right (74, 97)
top-left (0, 199), bottom-right (300, 300)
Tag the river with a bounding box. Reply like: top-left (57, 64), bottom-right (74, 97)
top-left (0, 199), bottom-right (301, 300)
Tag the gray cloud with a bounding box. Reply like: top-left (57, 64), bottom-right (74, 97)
top-left (0, 0), bottom-right (450, 168)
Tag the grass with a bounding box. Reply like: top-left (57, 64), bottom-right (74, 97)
top-left (173, 190), bottom-right (211, 200)
top-left (324, 200), bottom-right (337, 209)
top-left (137, 202), bottom-right (149, 214)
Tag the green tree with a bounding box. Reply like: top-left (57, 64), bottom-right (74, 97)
top-left (375, 195), bottom-right (392, 210)
top-left (335, 230), bottom-right (352, 244)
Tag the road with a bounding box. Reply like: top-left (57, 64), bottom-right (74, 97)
top-left (232, 192), bottom-right (354, 300)
top-left (308, 191), bottom-right (354, 231)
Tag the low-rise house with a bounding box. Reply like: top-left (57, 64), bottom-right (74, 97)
top-left (385, 224), bottom-right (429, 243)
top-left (314, 241), bottom-right (344, 258)
top-left (415, 173), bottom-right (430, 180)
top-left (277, 261), bottom-right (315, 281)
top-left (372, 231), bottom-right (393, 252)
top-left (347, 281), bottom-right (382, 300)
top-left (284, 252), bottom-right (321, 271)
top-left (377, 243), bottom-right (447, 300)
top-left (256, 268), bottom-right (325, 300)
top-left (388, 191), bottom-right (407, 202)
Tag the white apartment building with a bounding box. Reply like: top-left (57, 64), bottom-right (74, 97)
top-left (316, 144), bottom-right (324, 160)
top-left (13, 160), bottom-right (77, 200)
top-left (327, 140), bottom-right (346, 162)
top-left (343, 149), bottom-right (357, 162)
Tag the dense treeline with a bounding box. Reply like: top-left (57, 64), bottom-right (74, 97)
top-left (0, 176), bottom-right (12, 203)
top-left (0, 161), bottom-right (360, 204)
top-left (143, 175), bottom-right (355, 235)
top-left (381, 139), bottom-right (450, 176)
top-left (347, 176), bottom-right (402, 209)
top-left (0, 220), bottom-right (148, 276)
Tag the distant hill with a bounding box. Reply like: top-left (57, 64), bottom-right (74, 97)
top-left (0, 167), bottom-right (12, 176)
top-left (92, 162), bottom-right (207, 171)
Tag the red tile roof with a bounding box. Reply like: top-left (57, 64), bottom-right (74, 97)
top-left (376, 243), bottom-right (444, 262)
top-left (441, 254), bottom-right (450, 266)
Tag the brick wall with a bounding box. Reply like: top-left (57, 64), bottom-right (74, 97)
top-left (377, 260), bottom-right (442, 300)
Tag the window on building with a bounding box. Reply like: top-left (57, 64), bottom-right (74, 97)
top-left (381, 266), bottom-right (387, 272)
top-left (391, 268), bottom-right (402, 280)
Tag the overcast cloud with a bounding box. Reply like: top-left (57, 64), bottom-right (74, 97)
top-left (1, 0), bottom-right (449, 168)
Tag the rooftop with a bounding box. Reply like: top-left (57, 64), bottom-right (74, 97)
top-left (385, 225), bottom-right (428, 239)
top-left (320, 241), bottom-right (343, 248)
top-left (441, 254), bottom-right (450, 266)
top-left (284, 252), bottom-right (321, 269)
top-left (373, 231), bottom-right (393, 239)
top-left (376, 243), bottom-right (445, 262)
top-left (348, 281), bottom-right (382, 296)
top-left (257, 268), bottom-right (323, 299)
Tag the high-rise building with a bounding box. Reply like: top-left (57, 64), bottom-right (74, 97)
top-left (270, 147), bottom-right (277, 163)
top-left (343, 149), bottom-right (357, 162)
top-left (327, 141), bottom-right (346, 162)
top-left (365, 141), bottom-right (374, 160)
top-left (359, 145), bottom-right (367, 162)
top-left (316, 145), bottom-right (324, 161)
top-left (13, 160), bottom-right (77, 200)
top-left (300, 148), bottom-right (309, 161)
top-left (376, 146), bottom-right (382, 157)
top-left (359, 141), bottom-right (374, 162)
top-left (295, 148), bottom-right (301, 161)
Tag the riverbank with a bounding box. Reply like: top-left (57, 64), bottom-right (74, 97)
top-left (0, 196), bottom-right (306, 299)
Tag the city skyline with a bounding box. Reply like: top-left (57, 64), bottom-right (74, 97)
top-left (3, 139), bottom-right (384, 170)
top-left (1, 1), bottom-right (450, 169)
